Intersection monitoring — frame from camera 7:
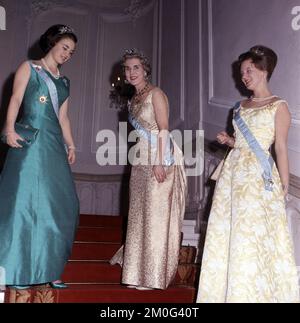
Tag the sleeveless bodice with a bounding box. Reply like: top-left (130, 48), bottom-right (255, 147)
top-left (233, 100), bottom-right (285, 151)
top-left (20, 63), bottom-right (70, 133)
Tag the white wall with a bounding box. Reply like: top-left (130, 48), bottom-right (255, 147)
top-left (202, 0), bottom-right (300, 177)
top-left (201, 0), bottom-right (300, 262)
top-left (0, 0), bottom-right (204, 222)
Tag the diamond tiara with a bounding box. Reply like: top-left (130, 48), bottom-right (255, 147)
top-left (59, 26), bottom-right (74, 35)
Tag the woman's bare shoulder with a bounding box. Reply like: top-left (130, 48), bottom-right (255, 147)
top-left (151, 87), bottom-right (168, 100)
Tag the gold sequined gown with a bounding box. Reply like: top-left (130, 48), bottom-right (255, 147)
top-left (197, 100), bottom-right (300, 303)
top-left (110, 91), bottom-right (187, 290)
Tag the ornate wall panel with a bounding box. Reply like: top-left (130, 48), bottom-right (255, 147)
top-left (203, 0), bottom-right (300, 177)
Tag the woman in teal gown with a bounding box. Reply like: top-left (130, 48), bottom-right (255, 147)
top-left (0, 25), bottom-right (79, 288)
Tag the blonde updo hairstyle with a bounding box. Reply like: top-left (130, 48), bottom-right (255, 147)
top-left (122, 48), bottom-right (152, 79)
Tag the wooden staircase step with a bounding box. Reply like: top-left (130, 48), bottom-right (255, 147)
top-left (79, 215), bottom-right (123, 227)
top-left (75, 226), bottom-right (122, 243)
top-left (62, 261), bottom-right (198, 287)
top-left (3, 214), bottom-right (199, 303)
top-left (70, 242), bottom-right (121, 261)
top-left (56, 285), bottom-right (195, 303)
top-left (62, 261), bottom-right (121, 283)
top-left (6, 285), bottom-right (196, 303)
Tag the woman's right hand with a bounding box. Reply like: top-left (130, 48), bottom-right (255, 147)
top-left (6, 131), bottom-right (24, 148)
top-left (217, 131), bottom-right (234, 147)
top-left (152, 165), bottom-right (167, 183)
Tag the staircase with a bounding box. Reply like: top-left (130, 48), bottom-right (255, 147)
top-left (5, 215), bottom-right (199, 303)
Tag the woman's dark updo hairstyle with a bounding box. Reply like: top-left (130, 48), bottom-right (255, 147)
top-left (122, 48), bottom-right (152, 78)
top-left (39, 24), bottom-right (77, 54)
top-left (238, 45), bottom-right (278, 81)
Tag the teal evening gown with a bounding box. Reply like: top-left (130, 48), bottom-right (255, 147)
top-left (0, 62), bottom-right (79, 285)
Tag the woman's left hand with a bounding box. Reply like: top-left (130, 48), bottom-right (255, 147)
top-left (68, 148), bottom-right (76, 165)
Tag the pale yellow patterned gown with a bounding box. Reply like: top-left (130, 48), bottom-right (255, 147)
top-left (110, 90), bottom-right (187, 290)
top-left (197, 99), bottom-right (300, 303)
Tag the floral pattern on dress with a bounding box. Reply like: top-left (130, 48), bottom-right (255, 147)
top-left (197, 100), bottom-right (300, 303)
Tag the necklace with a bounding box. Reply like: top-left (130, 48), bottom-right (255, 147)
top-left (250, 95), bottom-right (276, 102)
top-left (133, 83), bottom-right (150, 105)
top-left (41, 58), bottom-right (60, 79)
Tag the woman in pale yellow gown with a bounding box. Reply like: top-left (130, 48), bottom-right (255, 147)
top-left (197, 45), bottom-right (299, 303)
top-left (110, 49), bottom-right (186, 290)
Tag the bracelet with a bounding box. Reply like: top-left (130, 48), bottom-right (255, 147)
top-left (68, 146), bottom-right (76, 150)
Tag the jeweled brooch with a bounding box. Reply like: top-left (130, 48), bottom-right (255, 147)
top-left (62, 78), bottom-right (69, 87)
top-left (39, 95), bottom-right (48, 104)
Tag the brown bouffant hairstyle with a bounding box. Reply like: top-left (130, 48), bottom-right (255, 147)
top-left (238, 45), bottom-right (278, 81)
top-left (122, 48), bottom-right (152, 78)
top-left (39, 24), bottom-right (78, 54)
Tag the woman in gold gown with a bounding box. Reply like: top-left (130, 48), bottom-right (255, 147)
top-left (110, 49), bottom-right (186, 290)
top-left (197, 45), bottom-right (299, 303)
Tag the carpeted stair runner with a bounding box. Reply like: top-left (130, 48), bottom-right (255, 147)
top-left (5, 215), bottom-right (199, 303)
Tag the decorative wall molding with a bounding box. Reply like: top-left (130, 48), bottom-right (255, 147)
top-left (74, 172), bottom-right (130, 183)
top-left (100, 0), bottom-right (155, 23)
top-left (151, 0), bottom-right (160, 86)
top-left (29, 0), bottom-right (70, 16)
top-left (288, 145), bottom-right (300, 154)
top-left (180, 0), bottom-right (185, 122)
top-left (74, 174), bottom-right (130, 215)
top-left (207, 0), bottom-right (226, 108)
top-left (71, 15), bottom-right (90, 154)
top-left (207, 0), bottom-right (300, 123)
top-left (155, 0), bottom-right (163, 87)
top-left (208, 97), bottom-right (235, 110)
top-left (290, 174), bottom-right (300, 199)
top-left (207, 0), bottom-right (213, 102)
top-left (76, 181), bottom-right (119, 215)
top-left (207, 0), bottom-right (234, 110)
top-left (125, 0), bottom-right (145, 23)
top-left (29, 0), bottom-right (155, 23)
top-left (91, 15), bottom-right (105, 154)
top-left (198, 0), bottom-right (204, 125)
top-left (286, 195), bottom-right (300, 265)
top-left (292, 118), bottom-right (300, 126)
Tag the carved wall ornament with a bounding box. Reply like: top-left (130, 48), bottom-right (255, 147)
top-left (30, 0), bottom-right (67, 16)
top-left (292, 110), bottom-right (300, 121)
top-left (124, 0), bottom-right (145, 23)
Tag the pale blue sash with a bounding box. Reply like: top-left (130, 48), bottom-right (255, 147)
top-left (233, 102), bottom-right (274, 192)
top-left (128, 113), bottom-right (175, 166)
top-left (30, 62), bottom-right (60, 119)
